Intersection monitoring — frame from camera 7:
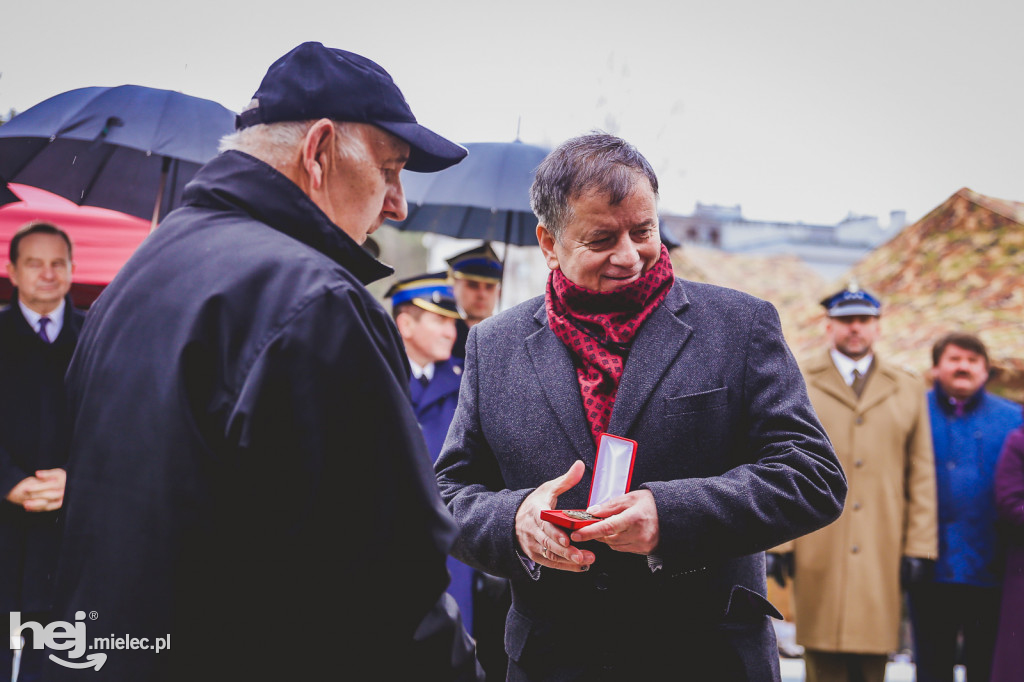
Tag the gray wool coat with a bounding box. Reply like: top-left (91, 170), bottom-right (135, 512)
top-left (435, 278), bottom-right (847, 681)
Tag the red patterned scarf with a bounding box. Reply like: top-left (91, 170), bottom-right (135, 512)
top-left (545, 244), bottom-right (674, 443)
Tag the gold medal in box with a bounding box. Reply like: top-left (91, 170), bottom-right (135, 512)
top-left (540, 433), bottom-right (638, 530)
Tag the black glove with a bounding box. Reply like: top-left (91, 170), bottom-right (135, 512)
top-left (765, 552), bottom-right (795, 588)
top-left (900, 556), bottom-right (935, 588)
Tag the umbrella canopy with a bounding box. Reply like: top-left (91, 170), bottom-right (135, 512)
top-left (0, 183), bottom-right (149, 306)
top-left (0, 85), bottom-right (236, 228)
top-left (390, 141), bottom-right (550, 246)
top-left (0, 178), bottom-right (19, 208)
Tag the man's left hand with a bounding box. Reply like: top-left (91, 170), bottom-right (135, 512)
top-left (569, 489), bottom-right (660, 555)
top-left (21, 468), bottom-right (67, 512)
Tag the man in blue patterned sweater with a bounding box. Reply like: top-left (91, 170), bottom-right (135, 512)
top-left (909, 332), bottom-right (1022, 682)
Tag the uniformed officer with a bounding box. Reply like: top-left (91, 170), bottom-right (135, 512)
top-left (391, 266), bottom-right (510, 679)
top-left (768, 284), bottom-right (938, 682)
top-left (446, 243), bottom-right (502, 359)
top-left (388, 272), bottom-right (464, 460)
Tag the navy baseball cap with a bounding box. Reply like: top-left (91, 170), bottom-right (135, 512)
top-left (821, 284), bottom-right (882, 317)
top-left (236, 42), bottom-right (467, 173)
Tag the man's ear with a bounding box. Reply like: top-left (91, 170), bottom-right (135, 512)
top-left (5, 262), bottom-right (17, 287)
top-left (536, 224), bottom-right (560, 271)
top-left (301, 119), bottom-right (335, 190)
top-left (395, 310), bottom-right (415, 339)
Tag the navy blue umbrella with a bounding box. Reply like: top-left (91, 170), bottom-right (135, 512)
top-left (0, 178), bottom-right (18, 209)
top-left (390, 141), bottom-right (550, 247)
top-left (0, 85), bottom-right (236, 229)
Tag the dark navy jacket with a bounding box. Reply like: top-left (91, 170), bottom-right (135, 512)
top-left (0, 294), bottom-right (84, 613)
top-left (410, 357), bottom-right (476, 634)
top-left (411, 358), bottom-right (464, 462)
top-left (47, 151), bottom-right (477, 681)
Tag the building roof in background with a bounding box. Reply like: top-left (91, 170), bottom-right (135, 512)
top-left (670, 245), bottom-right (824, 348)
top-left (784, 187), bottom-right (1024, 399)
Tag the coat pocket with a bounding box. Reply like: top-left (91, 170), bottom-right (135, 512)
top-left (722, 584), bottom-right (783, 625)
top-left (664, 386), bottom-right (729, 416)
top-left (505, 606), bottom-right (542, 664)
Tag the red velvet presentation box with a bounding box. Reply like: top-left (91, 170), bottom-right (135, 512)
top-left (540, 433), bottom-right (637, 530)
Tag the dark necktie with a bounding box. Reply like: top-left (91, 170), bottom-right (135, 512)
top-left (38, 317), bottom-right (52, 343)
top-left (418, 374), bottom-right (430, 388)
top-left (850, 368), bottom-right (867, 398)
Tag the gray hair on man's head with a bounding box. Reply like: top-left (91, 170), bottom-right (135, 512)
top-left (530, 131), bottom-right (659, 241)
top-left (218, 100), bottom-right (366, 169)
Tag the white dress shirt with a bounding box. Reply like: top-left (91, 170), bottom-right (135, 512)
top-left (830, 348), bottom-right (873, 386)
top-left (18, 298), bottom-right (66, 342)
top-left (408, 358), bottom-right (435, 383)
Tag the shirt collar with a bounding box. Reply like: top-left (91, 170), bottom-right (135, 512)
top-left (934, 381), bottom-right (985, 416)
top-left (830, 349), bottom-right (873, 386)
top-left (408, 358), bottom-right (435, 382)
top-left (18, 298), bottom-right (66, 337)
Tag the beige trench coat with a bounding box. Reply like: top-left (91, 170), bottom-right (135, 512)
top-left (776, 350), bottom-right (938, 654)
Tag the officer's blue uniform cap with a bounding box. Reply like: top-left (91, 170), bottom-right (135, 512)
top-left (386, 272), bottom-right (462, 319)
top-left (236, 42), bottom-right (467, 173)
top-left (446, 243), bottom-right (503, 284)
top-left (821, 285), bottom-right (882, 317)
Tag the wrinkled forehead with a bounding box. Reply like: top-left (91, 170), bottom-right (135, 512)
top-left (365, 124), bottom-right (411, 161)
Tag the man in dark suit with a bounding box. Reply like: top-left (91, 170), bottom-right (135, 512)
top-left (1, 222), bottom-right (84, 682)
top-left (435, 133), bottom-right (847, 681)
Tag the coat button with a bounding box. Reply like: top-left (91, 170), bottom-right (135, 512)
top-left (852, 546), bottom-right (860, 554)
top-left (855, 417), bottom-right (864, 425)
top-left (853, 502), bottom-right (861, 511)
top-left (594, 572), bottom-right (610, 591)
top-left (855, 460), bottom-right (864, 468)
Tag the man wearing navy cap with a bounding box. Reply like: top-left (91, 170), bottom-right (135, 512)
top-left (446, 244), bottom-right (503, 359)
top-left (387, 273), bottom-right (464, 460)
top-left (768, 284), bottom-right (937, 682)
top-left (47, 43), bottom-right (479, 681)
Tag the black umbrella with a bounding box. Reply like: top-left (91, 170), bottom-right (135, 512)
top-left (0, 178), bottom-right (18, 209)
top-left (0, 85), bottom-right (236, 230)
top-left (390, 140), bottom-right (550, 247)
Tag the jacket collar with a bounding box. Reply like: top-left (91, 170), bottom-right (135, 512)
top-left (526, 278), bottom-right (692, 464)
top-left (933, 381), bottom-right (986, 415)
top-left (181, 151), bottom-right (393, 286)
top-left (806, 348), bottom-right (898, 413)
top-left (4, 291), bottom-right (80, 344)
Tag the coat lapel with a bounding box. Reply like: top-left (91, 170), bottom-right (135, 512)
top-left (808, 351), bottom-right (859, 412)
top-left (808, 351), bottom-right (897, 414)
top-left (856, 360), bottom-right (898, 413)
top-left (525, 301), bottom-right (596, 464)
top-left (607, 281), bottom-right (693, 437)
top-left (413, 361), bottom-right (461, 409)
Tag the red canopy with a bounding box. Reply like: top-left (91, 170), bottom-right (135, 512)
top-left (0, 183), bottom-right (149, 306)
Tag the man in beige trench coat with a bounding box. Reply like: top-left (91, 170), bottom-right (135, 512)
top-left (768, 285), bottom-right (938, 682)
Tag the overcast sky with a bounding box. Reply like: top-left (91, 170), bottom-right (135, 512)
top-left (1, 0), bottom-right (1020, 225)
